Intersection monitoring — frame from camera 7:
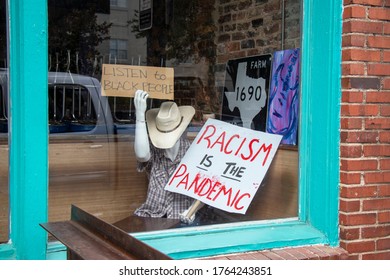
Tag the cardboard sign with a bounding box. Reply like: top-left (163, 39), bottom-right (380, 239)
top-left (165, 118), bottom-right (282, 214)
top-left (101, 64), bottom-right (174, 100)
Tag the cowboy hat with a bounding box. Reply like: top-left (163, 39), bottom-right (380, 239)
top-left (146, 101), bottom-right (195, 149)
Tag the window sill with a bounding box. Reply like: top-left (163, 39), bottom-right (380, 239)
top-left (133, 219), bottom-right (331, 259)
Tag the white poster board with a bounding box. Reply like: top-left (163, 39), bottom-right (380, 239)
top-left (165, 118), bottom-right (282, 214)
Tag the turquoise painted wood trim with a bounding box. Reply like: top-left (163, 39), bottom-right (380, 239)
top-left (5, 0), bottom-right (49, 259)
top-left (134, 219), bottom-right (327, 259)
top-left (299, 0), bottom-right (342, 245)
top-left (0, 244), bottom-right (16, 259)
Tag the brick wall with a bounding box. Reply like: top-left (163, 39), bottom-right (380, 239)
top-left (340, 0), bottom-right (390, 259)
top-left (216, 0), bottom-right (300, 85)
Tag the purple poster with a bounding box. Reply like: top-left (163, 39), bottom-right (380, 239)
top-left (267, 48), bottom-right (300, 145)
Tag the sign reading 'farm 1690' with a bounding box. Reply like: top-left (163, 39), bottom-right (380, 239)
top-left (101, 64), bottom-right (174, 100)
top-left (165, 118), bottom-right (282, 214)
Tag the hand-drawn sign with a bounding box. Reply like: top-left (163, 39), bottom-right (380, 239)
top-left (165, 118), bottom-right (282, 214)
top-left (101, 64), bottom-right (174, 100)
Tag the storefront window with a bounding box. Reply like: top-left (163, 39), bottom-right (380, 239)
top-left (0, 0), bottom-right (8, 243)
top-left (44, 0), bottom-right (301, 231)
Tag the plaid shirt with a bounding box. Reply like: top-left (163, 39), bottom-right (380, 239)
top-left (134, 136), bottom-right (194, 219)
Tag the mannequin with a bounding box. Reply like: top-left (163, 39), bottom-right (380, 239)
top-left (133, 89), bottom-right (203, 223)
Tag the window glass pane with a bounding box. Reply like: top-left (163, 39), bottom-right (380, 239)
top-left (46, 0), bottom-right (300, 232)
top-left (110, 39), bottom-right (128, 60)
top-left (0, 0), bottom-right (8, 243)
top-left (111, 0), bottom-right (127, 8)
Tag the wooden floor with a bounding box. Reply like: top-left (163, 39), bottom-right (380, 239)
top-left (0, 136), bottom-right (298, 243)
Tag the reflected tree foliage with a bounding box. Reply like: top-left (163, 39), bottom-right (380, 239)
top-left (48, 1), bottom-right (111, 75)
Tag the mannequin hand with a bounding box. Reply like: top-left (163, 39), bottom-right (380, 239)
top-left (179, 200), bottom-right (204, 224)
top-left (134, 90), bottom-right (149, 120)
top-left (179, 209), bottom-right (195, 224)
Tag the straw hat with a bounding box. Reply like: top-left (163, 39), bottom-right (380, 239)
top-left (146, 101), bottom-right (195, 149)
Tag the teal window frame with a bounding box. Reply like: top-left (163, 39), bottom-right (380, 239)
top-left (0, 0), bottom-right (48, 259)
top-left (0, 0), bottom-right (342, 260)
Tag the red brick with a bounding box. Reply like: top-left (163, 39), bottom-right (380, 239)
top-left (341, 117), bottom-right (363, 129)
top-left (368, 35), bottom-right (390, 49)
top-left (366, 91), bottom-right (390, 103)
top-left (383, 22), bottom-right (390, 35)
top-left (342, 240), bottom-right (376, 253)
top-left (340, 172), bottom-right (362, 184)
top-left (381, 105), bottom-right (390, 116)
top-left (378, 211), bottom-right (390, 223)
top-left (342, 48), bottom-right (381, 62)
top-left (368, 63), bottom-right (390, 76)
top-left (342, 91), bottom-right (364, 102)
top-left (362, 251), bottom-right (390, 260)
top-left (383, 78), bottom-right (390, 89)
top-left (340, 185), bottom-right (378, 198)
top-left (385, 22), bottom-right (390, 35)
top-left (380, 131), bottom-right (390, 143)
top-left (344, 0), bottom-right (383, 6)
top-left (244, 252), bottom-right (271, 260)
top-left (377, 238), bottom-right (390, 250)
top-left (340, 199), bottom-right (361, 212)
top-left (342, 34), bottom-right (366, 47)
top-left (343, 20), bottom-right (383, 34)
top-left (365, 118), bottom-right (390, 129)
top-left (320, 247), bottom-right (348, 260)
top-left (340, 212), bottom-right (377, 226)
top-left (340, 144), bottom-right (363, 158)
top-left (364, 145), bottom-right (390, 156)
top-left (344, 6), bottom-right (367, 19)
top-left (261, 251), bottom-right (285, 260)
top-left (347, 254), bottom-right (360, 260)
top-left (363, 198), bottom-right (390, 210)
top-left (362, 225), bottom-right (390, 239)
top-left (368, 7), bottom-right (390, 21)
top-left (342, 62), bottom-right (365, 75)
top-left (341, 159), bottom-right (378, 171)
top-left (342, 77), bottom-right (381, 90)
top-left (384, 51), bottom-right (390, 62)
top-left (364, 171), bottom-right (390, 184)
top-left (270, 249), bottom-right (298, 260)
top-left (305, 246), bottom-right (332, 259)
top-left (341, 131), bottom-right (379, 143)
top-left (275, 248), bottom-right (307, 260)
top-left (295, 247), bottom-right (322, 260)
top-left (378, 185), bottom-right (390, 196)
top-left (340, 227), bottom-right (360, 240)
top-left (381, 159), bottom-right (390, 170)
top-left (341, 104), bottom-right (379, 116)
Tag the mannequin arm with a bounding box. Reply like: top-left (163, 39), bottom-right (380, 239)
top-left (134, 90), bottom-right (151, 162)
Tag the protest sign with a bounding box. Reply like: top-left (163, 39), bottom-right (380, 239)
top-left (165, 118), bottom-right (282, 214)
top-left (101, 64), bottom-right (174, 100)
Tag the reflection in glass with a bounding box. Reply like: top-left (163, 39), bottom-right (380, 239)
top-left (44, 0), bottom-right (301, 232)
top-left (0, 0), bottom-right (8, 243)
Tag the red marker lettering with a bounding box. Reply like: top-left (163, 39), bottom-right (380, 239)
top-left (168, 163), bottom-right (187, 185)
top-left (196, 124), bottom-right (216, 148)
